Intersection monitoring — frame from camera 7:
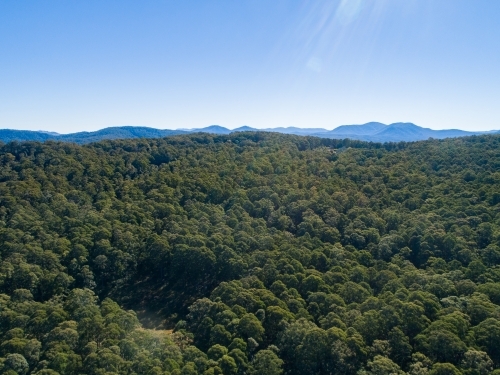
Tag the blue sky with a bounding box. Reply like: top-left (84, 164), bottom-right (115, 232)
top-left (1, 1), bottom-right (499, 133)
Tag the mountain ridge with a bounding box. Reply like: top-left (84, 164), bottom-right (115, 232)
top-left (311, 122), bottom-right (478, 142)
top-left (0, 123), bottom-right (493, 144)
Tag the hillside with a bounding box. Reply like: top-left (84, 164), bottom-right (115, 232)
top-left (1, 133), bottom-right (500, 374)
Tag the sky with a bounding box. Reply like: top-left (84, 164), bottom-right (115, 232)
top-left (1, 1), bottom-right (499, 133)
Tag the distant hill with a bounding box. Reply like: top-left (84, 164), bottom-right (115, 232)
top-left (233, 126), bottom-right (258, 132)
top-left (174, 122), bottom-right (483, 142)
top-left (0, 123), bottom-right (494, 144)
top-left (189, 125), bottom-right (232, 134)
top-left (264, 127), bottom-right (329, 135)
top-left (372, 123), bottom-right (473, 142)
top-left (0, 129), bottom-right (56, 143)
top-left (56, 127), bottom-right (187, 143)
top-left (312, 122), bottom-right (482, 142)
top-left (0, 126), bottom-right (187, 144)
top-left (326, 122), bottom-right (387, 136)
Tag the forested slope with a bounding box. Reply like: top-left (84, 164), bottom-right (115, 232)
top-left (1, 133), bottom-right (500, 375)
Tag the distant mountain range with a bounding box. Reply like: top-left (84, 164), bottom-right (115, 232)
top-left (1, 123), bottom-right (497, 144)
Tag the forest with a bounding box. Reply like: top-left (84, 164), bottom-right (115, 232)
top-left (1, 132), bottom-right (500, 375)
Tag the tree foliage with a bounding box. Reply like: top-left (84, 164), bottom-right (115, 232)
top-left (1, 132), bottom-right (500, 374)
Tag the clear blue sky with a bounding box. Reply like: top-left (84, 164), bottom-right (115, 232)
top-left (1, 1), bottom-right (499, 133)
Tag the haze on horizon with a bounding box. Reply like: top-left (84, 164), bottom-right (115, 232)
top-left (1, 1), bottom-right (499, 133)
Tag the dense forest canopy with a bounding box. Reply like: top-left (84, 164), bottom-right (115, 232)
top-left (1, 132), bottom-right (500, 375)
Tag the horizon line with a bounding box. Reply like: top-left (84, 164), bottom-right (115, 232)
top-left (2, 122), bottom-right (496, 135)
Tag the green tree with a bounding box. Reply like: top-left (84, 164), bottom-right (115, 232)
top-left (249, 350), bottom-right (283, 375)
